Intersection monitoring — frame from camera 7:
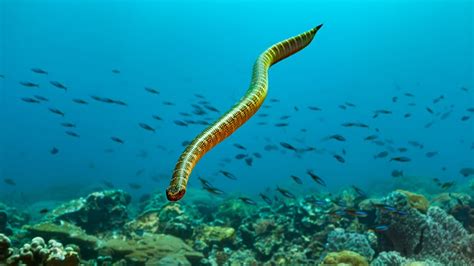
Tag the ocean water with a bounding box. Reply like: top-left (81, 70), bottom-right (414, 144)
top-left (0, 0), bottom-right (473, 265)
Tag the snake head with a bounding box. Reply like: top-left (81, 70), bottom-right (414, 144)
top-left (166, 184), bottom-right (186, 201)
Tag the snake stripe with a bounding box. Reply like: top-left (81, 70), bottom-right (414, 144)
top-left (166, 24), bottom-right (323, 201)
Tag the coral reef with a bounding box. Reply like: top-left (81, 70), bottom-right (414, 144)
top-left (325, 228), bottom-right (375, 260)
top-left (0, 234), bottom-right (80, 265)
top-left (321, 250), bottom-right (369, 266)
top-left (49, 190), bottom-right (131, 234)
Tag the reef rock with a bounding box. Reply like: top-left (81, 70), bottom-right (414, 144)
top-left (195, 225), bottom-right (236, 247)
top-left (378, 190), bottom-right (474, 265)
top-left (320, 250), bottom-right (369, 266)
top-left (23, 221), bottom-right (98, 259)
top-left (0, 235), bottom-right (80, 265)
top-left (397, 190), bottom-right (430, 213)
top-left (96, 233), bottom-right (203, 265)
top-left (49, 190), bottom-right (131, 234)
top-left (325, 228), bottom-right (375, 260)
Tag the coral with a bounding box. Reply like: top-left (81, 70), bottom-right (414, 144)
top-left (321, 250), bottom-right (369, 266)
top-left (157, 203), bottom-right (194, 240)
top-left (370, 251), bottom-right (443, 266)
top-left (325, 228), bottom-right (375, 260)
top-left (124, 209), bottom-right (160, 235)
top-left (0, 236), bottom-right (80, 265)
top-left (0, 233), bottom-right (12, 261)
top-left (397, 190), bottom-right (430, 213)
top-left (50, 190), bottom-right (131, 234)
top-left (194, 225), bottom-right (236, 247)
top-left (377, 191), bottom-right (474, 265)
top-left (24, 221), bottom-right (98, 259)
top-left (96, 233), bottom-right (203, 265)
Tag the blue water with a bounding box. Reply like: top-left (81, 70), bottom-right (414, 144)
top-left (0, 0), bottom-right (472, 204)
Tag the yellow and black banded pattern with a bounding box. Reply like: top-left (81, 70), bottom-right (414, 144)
top-left (166, 24), bottom-right (323, 201)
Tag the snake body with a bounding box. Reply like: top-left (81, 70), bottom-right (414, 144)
top-left (166, 25), bottom-right (323, 201)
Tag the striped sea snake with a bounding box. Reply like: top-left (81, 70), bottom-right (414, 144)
top-left (166, 24), bottom-right (323, 201)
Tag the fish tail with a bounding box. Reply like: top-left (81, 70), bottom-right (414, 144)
top-left (166, 25), bottom-right (323, 201)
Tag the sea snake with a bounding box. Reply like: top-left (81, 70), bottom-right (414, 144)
top-left (166, 24), bottom-right (323, 201)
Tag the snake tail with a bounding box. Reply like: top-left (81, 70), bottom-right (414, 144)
top-left (166, 24), bottom-right (323, 201)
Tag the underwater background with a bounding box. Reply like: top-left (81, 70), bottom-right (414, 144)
top-left (0, 0), bottom-right (473, 265)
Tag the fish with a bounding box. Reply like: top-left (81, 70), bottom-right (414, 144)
top-left (0, 74), bottom-right (4, 78)
top-left (397, 147), bottom-right (408, 152)
top-left (424, 121), bottom-right (435, 128)
top-left (341, 122), bottom-right (369, 128)
top-left (274, 123), bottom-right (289, 127)
top-left (307, 170), bottom-right (326, 187)
top-left (259, 193), bottom-right (273, 205)
top-left (3, 178), bottom-right (16, 186)
top-left (48, 108), bottom-right (65, 116)
top-left (233, 143), bottom-right (246, 150)
top-left (198, 177), bottom-right (213, 188)
top-left (269, 98), bottom-right (279, 103)
top-left (65, 131), bottom-right (80, 137)
top-left (432, 95), bottom-right (444, 104)
top-left (280, 142), bottom-right (297, 151)
top-left (219, 170), bottom-right (237, 180)
top-left (333, 154), bottom-right (345, 163)
top-left (112, 100), bottom-right (128, 106)
top-left (467, 107), bottom-right (474, 113)
top-left (404, 92), bottom-right (414, 97)
top-left (338, 104), bottom-right (347, 110)
top-left (308, 106), bottom-right (322, 111)
top-left (373, 225), bottom-right (389, 232)
top-left (253, 152), bottom-right (262, 158)
top-left (19, 81), bottom-right (39, 88)
top-left (239, 197), bottom-right (257, 205)
top-left (60, 122), bottom-right (76, 128)
top-left (128, 183), bottom-right (142, 189)
top-left (31, 68), bottom-right (48, 74)
top-left (344, 208), bottom-right (368, 217)
top-left (145, 87), bottom-right (159, 94)
top-left (21, 97), bottom-right (40, 103)
top-left (390, 156), bottom-right (411, 162)
top-left (460, 168), bottom-right (474, 177)
top-left (72, 99), bottom-right (88, 104)
top-left (112, 69), bottom-right (120, 74)
top-left (276, 186), bottom-right (296, 199)
top-left (290, 175), bottom-right (303, 185)
top-left (34, 95), bottom-right (48, 101)
top-left (392, 96), bottom-right (398, 103)
top-left (323, 134), bottom-right (346, 142)
top-left (204, 105), bottom-right (219, 113)
top-left (162, 101), bottom-right (175, 106)
top-left (39, 208), bottom-right (49, 214)
top-left (391, 170), bottom-right (404, 177)
top-left (425, 151), bottom-right (438, 158)
top-left (408, 141), bottom-right (423, 149)
top-left (203, 186), bottom-right (225, 195)
top-left (461, 116), bottom-right (470, 121)
top-left (50, 81), bottom-right (67, 91)
top-left (345, 102), bottom-right (356, 107)
top-left (352, 186), bottom-right (366, 197)
top-left (152, 115), bottom-right (163, 121)
top-left (440, 110), bottom-right (452, 120)
top-left (404, 113), bottom-right (412, 118)
top-left (374, 151), bottom-right (389, 159)
top-left (173, 120), bottom-right (188, 127)
top-left (235, 154), bottom-right (247, 160)
top-left (111, 137), bottom-right (124, 144)
top-left (441, 181), bottom-right (455, 190)
top-left (364, 135), bottom-right (378, 141)
top-left (139, 123), bottom-right (155, 132)
top-left (426, 107), bottom-right (434, 114)
top-left (244, 157), bottom-right (253, 166)
top-left (50, 147), bottom-right (59, 155)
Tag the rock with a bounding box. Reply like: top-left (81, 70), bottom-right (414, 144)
top-left (0, 233), bottom-right (12, 261)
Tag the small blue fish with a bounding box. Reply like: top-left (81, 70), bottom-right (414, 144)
top-left (374, 225), bottom-right (389, 232)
